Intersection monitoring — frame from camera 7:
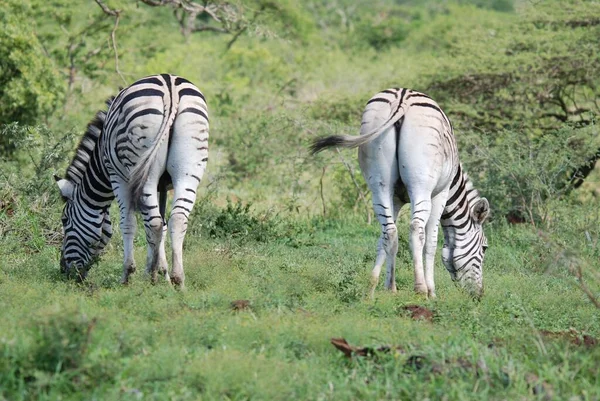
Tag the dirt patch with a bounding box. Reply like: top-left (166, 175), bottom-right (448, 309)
top-left (0, 199), bottom-right (15, 216)
top-left (539, 329), bottom-right (598, 348)
top-left (230, 300), bottom-right (251, 311)
top-left (401, 305), bottom-right (434, 322)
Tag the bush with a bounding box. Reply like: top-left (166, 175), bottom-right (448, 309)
top-left (0, 124), bottom-right (73, 253)
top-left (459, 125), bottom-right (598, 225)
top-left (0, 0), bottom-right (64, 155)
top-left (353, 16), bottom-right (411, 50)
top-left (206, 199), bottom-right (281, 242)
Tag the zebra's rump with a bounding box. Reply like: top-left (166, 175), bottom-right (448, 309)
top-left (57, 74), bottom-right (210, 282)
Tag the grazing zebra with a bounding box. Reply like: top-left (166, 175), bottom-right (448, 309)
top-left (311, 88), bottom-right (489, 299)
top-left (55, 74), bottom-right (209, 288)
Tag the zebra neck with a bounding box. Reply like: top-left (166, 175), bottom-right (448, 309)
top-left (74, 143), bottom-right (114, 210)
top-left (66, 109), bottom-right (106, 185)
top-left (440, 165), bottom-right (480, 237)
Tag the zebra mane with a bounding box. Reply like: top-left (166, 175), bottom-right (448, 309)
top-left (458, 165), bottom-right (482, 211)
top-left (65, 97), bottom-right (114, 184)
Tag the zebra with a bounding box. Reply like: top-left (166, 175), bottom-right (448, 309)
top-left (311, 88), bottom-right (489, 299)
top-left (55, 74), bottom-right (209, 288)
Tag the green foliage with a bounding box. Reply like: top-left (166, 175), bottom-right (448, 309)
top-left (0, 1), bottom-right (64, 152)
top-left (309, 95), bottom-right (364, 124)
top-left (353, 15), bottom-right (412, 50)
top-left (458, 0), bottom-right (514, 12)
top-left (203, 199), bottom-right (282, 242)
top-left (252, 0), bottom-right (317, 43)
top-left (459, 124), bottom-right (599, 224)
top-left (423, 2), bottom-right (600, 134)
top-left (0, 124), bottom-right (73, 254)
top-left (1, 1), bottom-right (600, 399)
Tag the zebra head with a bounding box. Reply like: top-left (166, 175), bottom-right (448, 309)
top-left (441, 197), bottom-right (490, 299)
top-left (55, 176), bottom-right (112, 280)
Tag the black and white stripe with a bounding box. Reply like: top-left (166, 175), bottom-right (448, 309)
top-left (56, 74), bottom-right (209, 287)
top-left (311, 88), bottom-right (489, 298)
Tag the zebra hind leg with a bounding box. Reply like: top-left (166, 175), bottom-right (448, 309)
top-left (369, 192), bottom-right (399, 293)
top-left (114, 180), bottom-right (137, 284)
top-left (157, 223), bottom-right (169, 281)
top-left (167, 177), bottom-right (200, 289)
top-left (369, 236), bottom-right (387, 298)
top-left (139, 187), bottom-right (166, 284)
top-left (157, 187), bottom-right (169, 280)
top-left (166, 114), bottom-right (208, 289)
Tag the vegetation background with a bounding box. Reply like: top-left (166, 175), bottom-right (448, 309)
top-left (1, 0), bottom-right (599, 399)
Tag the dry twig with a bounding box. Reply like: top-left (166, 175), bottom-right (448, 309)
top-left (335, 149), bottom-right (371, 224)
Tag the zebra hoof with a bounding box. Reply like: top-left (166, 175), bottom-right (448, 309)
top-left (414, 284), bottom-right (428, 296)
top-left (170, 276), bottom-right (184, 288)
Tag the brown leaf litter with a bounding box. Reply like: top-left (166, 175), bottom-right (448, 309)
top-left (539, 328), bottom-right (598, 348)
top-left (401, 305), bottom-right (434, 322)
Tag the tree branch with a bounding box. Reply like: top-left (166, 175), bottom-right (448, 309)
top-left (94, 0), bottom-right (126, 84)
top-left (137, 0), bottom-right (255, 42)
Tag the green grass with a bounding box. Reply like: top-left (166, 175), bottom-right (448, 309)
top-left (1, 215), bottom-right (599, 401)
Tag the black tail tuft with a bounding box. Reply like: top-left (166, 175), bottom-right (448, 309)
top-left (309, 135), bottom-right (347, 155)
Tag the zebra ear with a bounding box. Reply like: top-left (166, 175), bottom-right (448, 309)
top-left (56, 178), bottom-right (75, 200)
top-left (472, 198), bottom-right (490, 224)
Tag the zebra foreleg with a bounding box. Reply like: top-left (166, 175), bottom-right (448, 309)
top-left (423, 191), bottom-right (448, 299)
top-left (115, 184), bottom-right (137, 285)
top-left (409, 197), bottom-right (432, 295)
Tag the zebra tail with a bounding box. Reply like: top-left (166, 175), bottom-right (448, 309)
top-left (129, 87), bottom-right (180, 211)
top-left (309, 100), bottom-right (407, 155)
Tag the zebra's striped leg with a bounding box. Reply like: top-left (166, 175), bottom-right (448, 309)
top-left (370, 193), bottom-right (399, 292)
top-left (140, 189), bottom-right (166, 284)
top-left (369, 236), bottom-right (386, 297)
top-left (157, 189), bottom-right (169, 279)
top-left (369, 195), bottom-right (404, 298)
top-left (423, 191), bottom-right (448, 299)
top-left (166, 114), bottom-right (208, 288)
top-left (157, 223), bottom-right (169, 280)
top-left (168, 180), bottom-right (199, 289)
top-left (115, 183), bottom-right (137, 285)
top-left (409, 197), bottom-right (432, 295)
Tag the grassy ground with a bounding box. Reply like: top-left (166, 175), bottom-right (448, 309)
top-left (1, 213), bottom-right (599, 401)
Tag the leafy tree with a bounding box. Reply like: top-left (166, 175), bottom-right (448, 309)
top-left (0, 1), bottom-right (64, 155)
